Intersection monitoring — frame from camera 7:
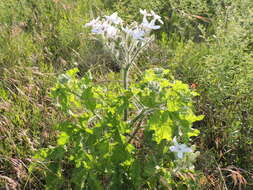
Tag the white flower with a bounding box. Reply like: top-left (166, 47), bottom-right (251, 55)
top-left (85, 17), bottom-right (118, 38)
top-left (140, 9), bottom-right (152, 17)
top-left (151, 10), bottom-right (164, 24)
top-left (91, 25), bottom-right (104, 34)
top-left (131, 28), bottom-right (145, 40)
top-left (141, 19), bottom-right (161, 30)
top-left (85, 17), bottom-right (105, 34)
top-left (169, 137), bottom-right (192, 159)
top-left (140, 10), bottom-right (163, 30)
top-left (85, 17), bottom-right (100, 27)
top-left (105, 12), bottom-right (123, 25)
top-left (105, 24), bottom-right (118, 38)
top-left (123, 27), bottom-right (145, 40)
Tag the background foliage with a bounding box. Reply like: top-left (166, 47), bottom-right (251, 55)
top-left (0, 0), bottom-right (252, 189)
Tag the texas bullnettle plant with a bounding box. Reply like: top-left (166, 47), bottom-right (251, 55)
top-left (84, 10), bottom-right (164, 121)
top-left (34, 10), bottom-right (203, 189)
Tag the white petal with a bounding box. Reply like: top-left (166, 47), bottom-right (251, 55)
top-left (179, 144), bottom-right (192, 153)
top-left (158, 18), bottom-right (164, 24)
top-left (169, 145), bottom-right (178, 152)
top-left (140, 9), bottom-right (145, 15)
top-left (85, 17), bottom-right (100, 27)
top-left (183, 147), bottom-right (193, 153)
top-left (179, 144), bottom-right (187, 149)
top-left (105, 12), bottom-right (123, 24)
top-left (140, 9), bottom-right (151, 17)
top-left (172, 137), bottom-right (179, 145)
top-left (150, 10), bottom-right (155, 15)
top-left (91, 27), bottom-right (103, 34)
top-left (151, 25), bottom-right (160, 29)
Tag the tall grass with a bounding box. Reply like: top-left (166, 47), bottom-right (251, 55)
top-left (0, 0), bottom-right (104, 188)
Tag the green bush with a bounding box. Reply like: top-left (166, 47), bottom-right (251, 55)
top-left (34, 67), bottom-right (203, 189)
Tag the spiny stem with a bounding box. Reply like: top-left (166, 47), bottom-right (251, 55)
top-left (128, 118), bottom-right (143, 144)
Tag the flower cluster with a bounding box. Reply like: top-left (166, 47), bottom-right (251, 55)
top-left (84, 10), bottom-right (163, 69)
top-left (85, 9), bottom-right (163, 41)
top-left (85, 13), bottom-right (122, 39)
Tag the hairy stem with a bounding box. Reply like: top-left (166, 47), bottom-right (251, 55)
top-left (127, 108), bottom-right (157, 144)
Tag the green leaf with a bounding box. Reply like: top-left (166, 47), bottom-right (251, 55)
top-left (153, 122), bottom-right (173, 143)
top-left (149, 111), bottom-right (173, 143)
top-left (81, 87), bottom-right (97, 111)
top-left (187, 129), bottom-right (200, 137)
top-left (88, 174), bottom-right (103, 190)
top-left (130, 159), bottom-right (143, 188)
top-left (57, 132), bottom-right (70, 146)
top-left (185, 113), bottom-right (204, 122)
top-left (49, 147), bottom-right (65, 160)
top-left (66, 68), bottom-right (79, 77)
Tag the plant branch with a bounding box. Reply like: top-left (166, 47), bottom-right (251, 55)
top-left (127, 108), bottom-right (156, 144)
